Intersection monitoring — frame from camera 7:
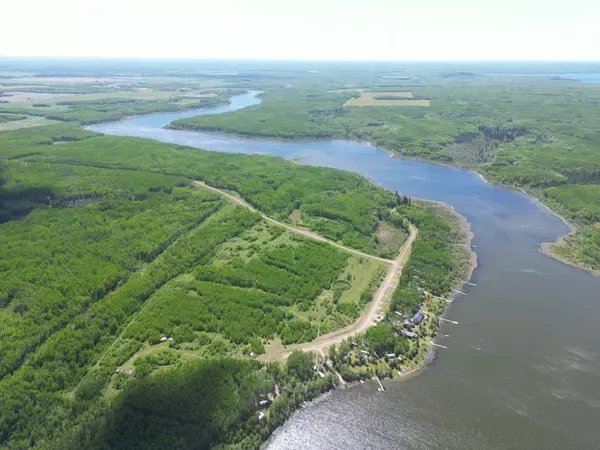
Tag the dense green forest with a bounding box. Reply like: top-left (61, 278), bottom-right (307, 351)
top-left (167, 77), bottom-right (600, 271)
top-left (2, 125), bottom-right (402, 257)
top-left (0, 115), bottom-right (420, 448)
top-left (58, 356), bottom-right (334, 450)
top-left (1, 60), bottom-right (597, 448)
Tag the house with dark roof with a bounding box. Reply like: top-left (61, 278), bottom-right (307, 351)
top-left (412, 309), bottom-right (426, 325)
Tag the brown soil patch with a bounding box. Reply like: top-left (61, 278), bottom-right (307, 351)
top-left (289, 209), bottom-right (302, 223)
top-left (344, 91), bottom-right (430, 107)
top-left (377, 222), bottom-right (399, 249)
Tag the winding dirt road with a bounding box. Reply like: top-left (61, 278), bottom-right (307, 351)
top-left (193, 180), bottom-right (417, 361)
top-left (194, 181), bottom-right (393, 264)
top-left (266, 224), bottom-right (417, 362)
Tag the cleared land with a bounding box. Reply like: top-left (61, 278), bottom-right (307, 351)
top-left (344, 91), bottom-right (431, 107)
top-left (0, 115), bottom-right (59, 131)
top-left (0, 91), bottom-right (76, 103)
top-left (265, 223), bottom-right (417, 362)
top-left (194, 181), bottom-right (394, 263)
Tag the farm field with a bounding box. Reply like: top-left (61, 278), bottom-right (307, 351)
top-left (0, 114), bottom-right (59, 130)
top-left (343, 91), bottom-right (431, 107)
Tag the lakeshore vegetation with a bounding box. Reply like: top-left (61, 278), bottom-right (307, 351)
top-left (1, 59), bottom-right (598, 448)
top-left (168, 75), bottom-right (600, 272)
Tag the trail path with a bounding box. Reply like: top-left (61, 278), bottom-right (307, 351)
top-left (266, 224), bottom-right (416, 362)
top-left (194, 181), bottom-right (394, 263)
top-left (194, 180), bottom-right (417, 362)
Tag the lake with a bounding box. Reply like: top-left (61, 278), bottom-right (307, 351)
top-left (487, 73), bottom-right (600, 83)
top-left (90, 92), bottom-right (600, 450)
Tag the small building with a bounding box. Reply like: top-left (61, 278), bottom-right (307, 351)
top-left (160, 336), bottom-right (168, 342)
top-left (259, 400), bottom-right (270, 407)
top-left (412, 310), bottom-right (426, 325)
top-left (386, 353), bottom-right (396, 359)
top-left (402, 318), bottom-right (412, 328)
top-left (403, 330), bottom-right (417, 339)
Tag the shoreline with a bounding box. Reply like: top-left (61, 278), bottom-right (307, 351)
top-left (261, 201), bottom-right (477, 450)
top-left (193, 126), bottom-right (595, 277)
top-left (169, 112), bottom-right (593, 277)
top-left (391, 200), bottom-right (477, 382)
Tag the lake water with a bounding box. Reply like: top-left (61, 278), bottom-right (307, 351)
top-left (90, 92), bottom-right (600, 450)
top-left (487, 73), bottom-right (600, 83)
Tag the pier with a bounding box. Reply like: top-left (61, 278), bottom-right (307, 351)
top-left (439, 317), bottom-right (458, 325)
top-left (373, 376), bottom-right (385, 392)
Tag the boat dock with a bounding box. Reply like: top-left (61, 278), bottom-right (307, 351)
top-left (373, 376), bottom-right (385, 392)
top-left (439, 317), bottom-right (458, 325)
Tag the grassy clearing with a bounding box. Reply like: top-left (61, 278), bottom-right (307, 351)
top-left (0, 115), bottom-right (59, 131)
top-left (289, 208), bottom-right (302, 223)
top-left (344, 91), bottom-right (431, 107)
top-left (211, 221), bottom-right (300, 264)
top-left (338, 256), bottom-right (387, 305)
top-left (291, 255), bottom-right (387, 333)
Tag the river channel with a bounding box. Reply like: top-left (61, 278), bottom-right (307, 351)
top-left (89, 92), bottom-right (600, 450)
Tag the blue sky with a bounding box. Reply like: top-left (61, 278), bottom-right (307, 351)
top-left (2, 0), bottom-right (599, 60)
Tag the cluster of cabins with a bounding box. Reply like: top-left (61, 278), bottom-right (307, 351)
top-left (392, 308), bottom-right (427, 338)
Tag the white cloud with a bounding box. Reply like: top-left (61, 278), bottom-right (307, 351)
top-left (1, 0), bottom-right (599, 60)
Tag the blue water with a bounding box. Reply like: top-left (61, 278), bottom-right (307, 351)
top-left (90, 92), bottom-right (600, 450)
top-left (487, 73), bottom-right (600, 83)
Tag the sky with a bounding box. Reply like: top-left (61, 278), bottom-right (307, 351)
top-left (2, 0), bottom-right (599, 61)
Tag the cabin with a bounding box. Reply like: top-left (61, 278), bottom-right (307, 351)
top-left (412, 309), bottom-right (426, 325)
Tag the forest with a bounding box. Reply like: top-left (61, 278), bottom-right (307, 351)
top-left (1, 60), bottom-right (597, 449)
top-left (0, 109), bottom-right (420, 448)
top-left (165, 75), bottom-right (600, 271)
